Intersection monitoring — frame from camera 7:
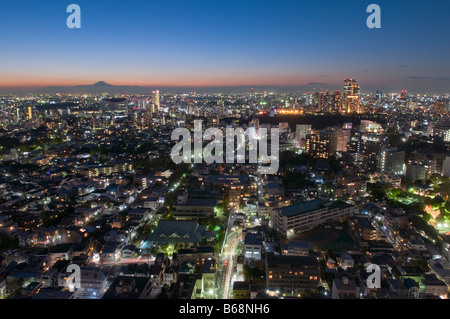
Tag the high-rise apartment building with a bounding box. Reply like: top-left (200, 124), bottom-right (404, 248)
top-left (296, 124), bottom-right (312, 149)
top-left (334, 128), bottom-right (351, 152)
top-left (332, 91), bottom-right (342, 114)
top-left (306, 133), bottom-right (331, 158)
top-left (379, 146), bottom-right (405, 175)
top-left (318, 92), bottom-right (332, 112)
top-left (305, 92), bottom-right (314, 106)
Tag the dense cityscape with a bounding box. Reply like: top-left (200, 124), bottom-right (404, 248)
top-left (1, 0), bottom-right (450, 310)
top-left (0, 79), bottom-right (449, 300)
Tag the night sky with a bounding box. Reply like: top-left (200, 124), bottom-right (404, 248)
top-left (0, 0), bottom-right (449, 93)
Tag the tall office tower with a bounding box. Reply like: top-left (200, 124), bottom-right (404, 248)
top-left (136, 98), bottom-right (149, 110)
top-left (346, 95), bottom-right (360, 113)
top-left (146, 100), bottom-right (153, 126)
top-left (376, 90), bottom-right (382, 100)
top-left (319, 92), bottom-right (332, 112)
top-left (314, 92), bottom-right (321, 105)
top-left (397, 90), bottom-right (408, 109)
top-left (218, 100), bottom-right (225, 116)
top-left (400, 90), bottom-right (408, 100)
top-left (343, 78), bottom-right (360, 98)
top-left (152, 90), bottom-right (160, 113)
top-left (27, 106), bottom-right (33, 120)
top-left (305, 92), bottom-right (314, 106)
top-left (331, 91), bottom-right (342, 114)
top-left (379, 146), bottom-right (405, 175)
top-left (317, 92), bottom-right (323, 111)
top-left (342, 78), bottom-right (360, 114)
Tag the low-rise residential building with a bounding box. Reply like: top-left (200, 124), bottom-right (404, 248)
top-left (233, 281), bottom-right (251, 299)
top-left (128, 208), bottom-right (151, 224)
top-left (175, 246), bottom-right (216, 266)
top-left (102, 276), bottom-right (154, 299)
top-left (421, 274), bottom-right (448, 297)
top-left (270, 199), bottom-right (357, 237)
top-left (281, 241), bottom-right (310, 256)
top-left (353, 215), bottom-right (379, 241)
top-left (191, 259), bottom-right (217, 299)
top-left (266, 253), bottom-right (321, 295)
top-left (243, 233), bottom-right (264, 260)
top-left (331, 276), bottom-right (360, 299)
top-left (174, 199), bottom-right (217, 220)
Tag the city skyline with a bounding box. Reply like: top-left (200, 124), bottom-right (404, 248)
top-left (2, 0), bottom-right (450, 305)
top-left (1, 76), bottom-right (450, 301)
top-left (0, 0), bottom-right (450, 93)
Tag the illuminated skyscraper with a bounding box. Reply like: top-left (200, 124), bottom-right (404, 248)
top-left (330, 90), bottom-right (342, 114)
top-left (136, 98), bottom-right (149, 110)
top-left (152, 90), bottom-right (160, 113)
top-left (314, 92), bottom-right (321, 105)
top-left (27, 106), bottom-right (33, 120)
top-left (343, 78), bottom-right (359, 97)
top-left (218, 100), bottom-right (225, 116)
top-left (305, 92), bottom-right (314, 106)
top-left (342, 78), bottom-right (360, 113)
top-left (400, 90), bottom-right (408, 100)
top-left (318, 91), bottom-right (332, 112)
top-left (346, 95), bottom-right (360, 113)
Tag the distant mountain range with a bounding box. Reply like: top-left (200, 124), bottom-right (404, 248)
top-left (34, 81), bottom-right (340, 95)
top-left (0, 81), bottom-right (391, 95)
top-left (39, 81), bottom-right (145, 94)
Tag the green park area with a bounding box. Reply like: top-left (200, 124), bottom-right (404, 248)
top-left (368, 175), bottom-right (450, 243)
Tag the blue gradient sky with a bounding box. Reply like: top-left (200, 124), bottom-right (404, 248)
top-left (0, 0), bottom-right (449, 92)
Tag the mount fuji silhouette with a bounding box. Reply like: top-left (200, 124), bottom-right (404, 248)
top-left (39, 81), bottom-right (144, 94)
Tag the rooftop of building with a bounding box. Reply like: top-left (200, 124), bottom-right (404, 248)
top-left (266, 253), bottom-right (319, 267)
top-left (279, 199), bottom-right (353, 218)
top-left (244, 233), bottom-right (264, 246)
top-left (177, 199), bottom-right (217, 207)
top-left (147, 220), bottom-right (211, 244)
top-left (102, 276), bottom-right (152, 299)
